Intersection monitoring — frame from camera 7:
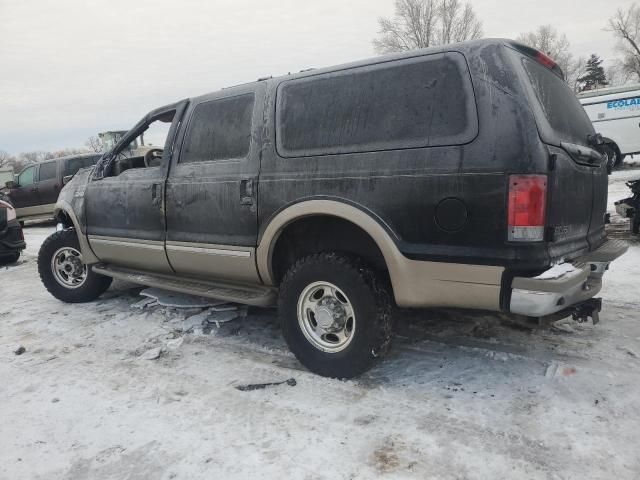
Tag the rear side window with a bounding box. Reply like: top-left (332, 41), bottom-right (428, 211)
top-left (522, 58), bottom-right (594, 145)
top-left (180, 94), bottom-right (255, 164)
top-left (38, 161), bottom-right (57, 181)
top-left (276, 52), bottom-right (477, 157)
top-left (64, 156), bottom-right (98, 176)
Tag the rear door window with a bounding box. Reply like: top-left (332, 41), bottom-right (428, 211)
top-left (180, 94), bottom-right (255, 164)
top-left (38, 161), bottom-right (57, 181)
top-left (522, 57), bottom-right (594, 146)
top-left (276, 52), bottom-right (477, 157)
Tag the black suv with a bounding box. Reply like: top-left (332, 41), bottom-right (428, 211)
top-left (38, 39), bottom-right (626, 378)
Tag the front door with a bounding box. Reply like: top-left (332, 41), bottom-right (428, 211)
top-left (9, 165), bottom-right (39, 217)
top-left (84, 102), bottom-right (187, 273)
top-left (165, 85), bottom-right (265, 283)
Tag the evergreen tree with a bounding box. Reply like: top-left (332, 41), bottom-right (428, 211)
top-left (577, 54), bottom-right (609, 91)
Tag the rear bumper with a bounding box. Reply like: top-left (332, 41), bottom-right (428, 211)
top-left (509, 239), bottom-right (628, 317)
top-left (0, 220), bottom-right (26, 254)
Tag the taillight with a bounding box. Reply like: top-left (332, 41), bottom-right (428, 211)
top-left (535, 51), bottom-right (557, 70)
top-left (508, 175), bottom-right (547, 242)
top-left (0, 200), bottom-right (17, 222)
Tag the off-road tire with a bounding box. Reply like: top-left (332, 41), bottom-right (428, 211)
top-left (603, 144), bottom-right (617, 173)
top-left (38, 229), bottom-right (112, 303)
top-left (0, 251), bottom-right (20, 265)
top-left (278, 252), bottom-right (393, 378)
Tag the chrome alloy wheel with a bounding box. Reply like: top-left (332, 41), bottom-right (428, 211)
top-left (297, 281), bottom-right (356, 353)
top-left (51, 247), bottom-right (87, 289)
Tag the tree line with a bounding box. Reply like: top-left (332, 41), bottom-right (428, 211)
top-left (374, 0), bottom-right (640, 92)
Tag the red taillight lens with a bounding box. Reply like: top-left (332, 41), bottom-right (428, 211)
top-left (508, 175), bottom-right (547, 242)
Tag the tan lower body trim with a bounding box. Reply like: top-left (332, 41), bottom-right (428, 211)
top-left (16, 203), bottom-right (56, 219)
top-left (88, 235), bottom-right (172, 273)
top-left (166, 241), bottom-right (259, 283)
top-left (257, 199), bottom-right (504, 311)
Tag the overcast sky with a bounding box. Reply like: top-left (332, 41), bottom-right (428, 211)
top-left (0, 0), bottom-right (635, 154)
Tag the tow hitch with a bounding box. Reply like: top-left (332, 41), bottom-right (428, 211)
top-left (533, 297), bottom-right (603, 327)
top-left (571, 298), bottom-right (602, 325)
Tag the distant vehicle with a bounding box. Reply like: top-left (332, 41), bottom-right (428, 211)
top-left (99, 130), bottom-right (156, 158)
top-left (615, 179), bottom-right (640, 234)
top-left (578, 84), bottom-right (640, 168)
top-left (39, 39), bottom-right (626, 378)
top-left (0, 196), bottom-right (25, 263)
top-left (0, 167), bottom-right (14, 187)
top-left (5, 153), bottom-right (101, 222)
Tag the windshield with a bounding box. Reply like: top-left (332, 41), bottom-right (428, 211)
top-left (522, 57), bottom-right (595, 146)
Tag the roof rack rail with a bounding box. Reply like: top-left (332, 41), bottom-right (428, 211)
top-left (257, 75), bottom-right (273, 82)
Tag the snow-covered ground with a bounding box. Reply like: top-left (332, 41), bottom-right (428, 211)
top-left (2, 175), bottom-right (640, 480)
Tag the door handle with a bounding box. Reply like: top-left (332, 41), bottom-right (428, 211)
top-left (151, 183), bottom-right (162, 207)
top-left (240, 179), bottom-right (254, 206)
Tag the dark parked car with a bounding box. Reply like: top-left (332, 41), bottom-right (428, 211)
top-left (0, 195), bottom-right (25, 263)
top-left (6, 153), bottom-right (101, 222)
top-left (38, 39), bottom-right (626, 378)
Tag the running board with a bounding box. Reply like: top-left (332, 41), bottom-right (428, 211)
top-left (92, 264), bottom-right (277, 307)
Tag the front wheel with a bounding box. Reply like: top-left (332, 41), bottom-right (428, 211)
top-left (278, 253), bottom-right (393, 378)
top-left (38, 229), bottom-right (112, 303)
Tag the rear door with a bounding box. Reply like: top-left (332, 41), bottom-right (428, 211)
top-left (517, 54), bottom-right (605, 259)
top-left (164, 84), bottom-right (265, 283)
top-left (35, 159), bottom-right (61, 207)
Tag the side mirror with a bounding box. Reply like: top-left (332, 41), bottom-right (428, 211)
top-left (5, 180), bottom-right (15, 189)
top-left (62, 175), bottom-right (73, 185)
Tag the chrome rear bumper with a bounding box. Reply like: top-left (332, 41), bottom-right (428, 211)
top-left (509, 239), bottom-right (627, 317)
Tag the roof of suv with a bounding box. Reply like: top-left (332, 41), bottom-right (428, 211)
top-left (189, 38), bottom-right (514, 104)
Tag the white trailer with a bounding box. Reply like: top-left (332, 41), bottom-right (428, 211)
top-left (578, 84), bottom-right (640, 166)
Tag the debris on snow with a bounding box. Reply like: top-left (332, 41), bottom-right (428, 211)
top-left (140, 288), bottom-right (226, 308)
top-left (140, 347), bottom-right (163, 360)
top-left (235, 378), bottom-right (297, 391)
top-left (131, 297), bottom-right (157, 310)
top-left (14, 345), bottom-right (26, 355)
top-left (617, 345), bottom-right (639, 358)
top-left (165, 337), bottom-right (184, 351)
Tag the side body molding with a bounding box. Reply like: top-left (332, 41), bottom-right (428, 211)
top-left (256, 200), bottom-right (504, 311)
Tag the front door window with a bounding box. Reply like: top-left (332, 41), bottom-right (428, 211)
top-left (18, 166), bottom-right (34, 187)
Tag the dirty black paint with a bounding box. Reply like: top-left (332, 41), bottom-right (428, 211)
top-left (64, 39), bottom-right (605, 277)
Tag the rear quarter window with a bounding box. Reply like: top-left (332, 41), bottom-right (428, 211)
top-left (276, 52), bottom-right (477, 157)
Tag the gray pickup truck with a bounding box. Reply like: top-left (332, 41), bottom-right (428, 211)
top-left (38, 39), bottom-right (626, 378)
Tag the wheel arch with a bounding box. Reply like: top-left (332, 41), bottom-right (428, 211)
top-left (53, 200), bottom-right (100, 264)
top-left (257, 200), bottom-right (399, 287)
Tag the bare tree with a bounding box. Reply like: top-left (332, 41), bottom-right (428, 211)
top-left (0, 150), bottom-right (13, 169)
top-left (517, 25), bottom-right (583, 90)
top-left (608, 4), bottom-right (640, 81)
top-left (373, 0), bottom-right (483, 54)
top-left (85, 135), bottom-right (104, 153)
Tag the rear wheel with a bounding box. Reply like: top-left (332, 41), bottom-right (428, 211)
top-left (278, 252), bottom-right (393, 378)
top-left (38, 229), bottom-right (112, 303)
top-left (603, 144), bottom-right (617, 172)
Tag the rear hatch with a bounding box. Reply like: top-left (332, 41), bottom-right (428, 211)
top-left (511, 44), bottom-right (608, 261)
